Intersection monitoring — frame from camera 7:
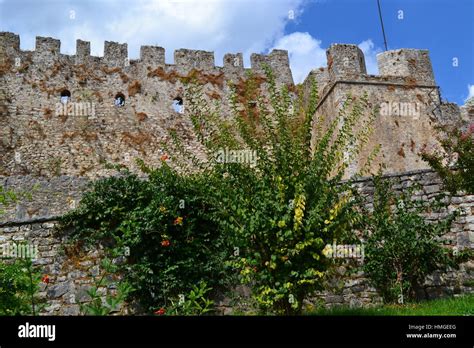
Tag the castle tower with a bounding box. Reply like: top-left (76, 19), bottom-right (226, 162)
top-left (309, 44), bottom-right (457, 177)
top-left (377, 49), bottom-right (435, 85)
top-left (33, 36), bottom-right (60, 66)
top-left (326, 44), bottom-right (367, 80)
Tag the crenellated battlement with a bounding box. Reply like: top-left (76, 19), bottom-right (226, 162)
top-left (32, 36), bottom-right (61, 66)
top-left (103, 41), bottom-right (128, 67)
top-left (376, 49), bottom-right (435, 85)
top-left (304, 43), bottom-right (437, 91)
top-left (251, 49), bottom-right (294, 84)
top-left (0, 32), bottom-right (19, 67)
top-left (174, 48), bottom-right (215, 71)
top-left (0, 32), bottom-right (293, 79)
top-left (1, 32), bottom-right (437, 88)
top-left (140, 45), bottom-right (165, 67)
top-left (35, 36), bottom-right (61, 54)
top-left (326, 44), bottom-right (367, 80)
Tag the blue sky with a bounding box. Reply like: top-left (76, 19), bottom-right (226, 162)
top-left (1, 0), bottom-right (472, 104)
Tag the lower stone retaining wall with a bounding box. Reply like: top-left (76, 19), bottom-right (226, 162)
top-left (1, 169), bottom-right (473, 315)
top-left (0, 176), bottom-right (105, 315)
top-left (0, 219), bottom-right (112, 315)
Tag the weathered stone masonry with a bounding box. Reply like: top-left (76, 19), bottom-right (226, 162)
top-left (0, 32), bottom-right (293, 178)
top-left (312, 169), bottom-right (474, 309)
top-left (1, 32), bottom-right (473, 314)
top-left (305, 44), bottom-right (470, 177)
top-left (1, 33), bottom-right (472, 177)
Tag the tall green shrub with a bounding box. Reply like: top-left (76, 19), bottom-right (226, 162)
top-left (362, 175), bottom-right (459, 303)
top-left (169, 67), bottom-right (378, 314)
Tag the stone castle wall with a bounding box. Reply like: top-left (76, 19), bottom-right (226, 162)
top-left (0, 32), bottom-right (292, 178)
top-left (1, 32), bottom-right (468, 179)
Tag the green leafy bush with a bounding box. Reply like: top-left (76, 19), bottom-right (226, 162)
top-left (422, 123), bottom-right (474, 194)
top-left (0, 258), bottom-right (45, 315)
top-left (61, 165), bottom-right (232, 314)
top-left (165, 281), bottom-right (214, 316)
top-left (168, 67), bottom-right (378, 314)
top-left (362, 175), bottom-right (459, 303)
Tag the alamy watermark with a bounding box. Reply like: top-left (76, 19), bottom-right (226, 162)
top-left (0, 242), bottom-right (38, 260)
top-left (380, 101), bottom-right (421, 119)
top-left (322, 240), bottom-right (364, 260)
top-left (215, 148), bottom-right (257, 166)
top-left (55, 102), bottom-right (96, 118)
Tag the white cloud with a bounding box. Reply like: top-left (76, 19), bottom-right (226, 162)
top-left (272, 32), bottom-right (326, 83)
top-left (466, 84), bottom-right (474, 102)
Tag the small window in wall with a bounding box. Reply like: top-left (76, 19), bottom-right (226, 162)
top-left (60, 90), bottom-right (71, 104)
top-left (115, 93), bottom-right (125, 107)
top-left (172, 97), bottom-right (184, 114)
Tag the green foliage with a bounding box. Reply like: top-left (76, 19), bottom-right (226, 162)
top-left (0, 186), bottom-right (17, 216)
top-left (61, 165), bottom-right (232, 313)
top-left (0, 258), bottom-right (45, 315)
top-left (0, 186), bottom-right (36, 216)
top-left (362, 175), bottom-right (458, 303)
top-left (422, 124), bottom-right (474, 194)
top-left (168, 66), bottom-right (378, 314)
top-left (1, 189), bottom-right (44, 316)
top-left (166, 281), bottom-right (214, 315)
top-left (80, 258), bottom-right (133, 316)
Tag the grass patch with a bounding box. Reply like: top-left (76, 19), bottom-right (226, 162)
top-left (307, 294), bottom-right (474, 316)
